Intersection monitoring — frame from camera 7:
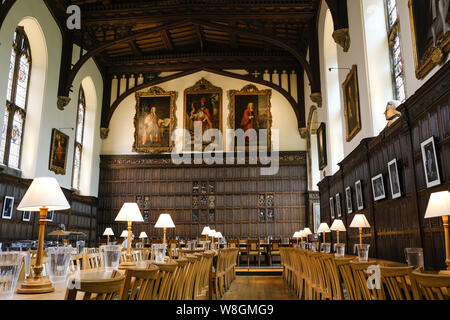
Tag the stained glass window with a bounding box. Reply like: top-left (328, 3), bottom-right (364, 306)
top-left (385, 0), bottom-right (406, 102)
top-left (72, 87), bottom-right (86, 190)
top-left (1, 27), bottom-right (31, 167)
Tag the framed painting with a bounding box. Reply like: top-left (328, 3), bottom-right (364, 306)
top-left (371, 174), bottom-right (386, 201)
top-left (408, 0), bottom-right (450, 79)
top-left (133, 86), bottom-right (176, 154)
top-left (421, 136), bottom-right (441, 188)
top-left (46, 210), bottom-right (54, 222)
top-left (184, 78), bottom-right (222, 150)
top-left (355, 180), bottom-right (364, 210)
top-left (313, 203), bottom-right (321, 234)
top-left (329, 197), bottom-right (335, 220)
top-left (388, 158), bottom-right (402, 199)
top-left (49, 129), bottom-right (69, 175)
top-left (316, 122), bottom-right (327, 170)
top-left (2, 196), bottom-right (14, 220)
top-left (342, 65), bottom-right (362, 142)
top-left (229, 84), bottom-right (272, 151)
top-left (335, 193), bottom-right (342, 218)
top-left (345, 186), bottom-right (353, 214)
top-left (22, 211), bottom-right (31, 222)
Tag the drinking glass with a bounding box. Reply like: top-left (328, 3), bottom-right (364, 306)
top-left (309, 242), bottom-right (318, 252)
top-left (0, 252), bottom-right (24, 299)
top-left (152, 244), bottom-right (167, 263)
top-left (404, 248), bottom-right (424, 270)
top-left (100, 245), bottom-right (122, 271)
top-left (47, 246), bottom-right (72, 283)
top-left (355, 244), bottom-right (370, 262)
top-left (135, 243), bottom-right (143, 249)
top-left (76, 240), bottom-right (85, 254)
top-left (335, 244), bottom-right (346, 258)
top-left (320, 243), bottom-right (331, 253)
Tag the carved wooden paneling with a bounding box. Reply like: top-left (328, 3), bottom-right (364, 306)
top-left (97, 151), bottom-right (307, 241)
top-left (318, 63), bottom-right (449, 271)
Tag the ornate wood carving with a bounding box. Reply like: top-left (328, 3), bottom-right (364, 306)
top-left (332, 28), bottom-right (351, 52)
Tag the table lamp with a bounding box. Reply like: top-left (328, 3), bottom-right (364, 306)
top-left (103, 228), bottom-right (114, 244)
top-left (215, 232), bottom-right (223, 246)
top-left (350, 214), bottom-right (371, 245)
top-left (424, 191), bottom-right (450, 271)
top-left (139, 231), bottom-right (148, 247)
top-left (155, 213), bottom-right (175, 244)
top-left (115, 203), bottom-right (143, 267)
top-left (303, 228), bottom-right (312, 247)
top-left (120, 230), bottom-right (129, 238)
top-left (16, 177), bottom-right (70, 294)
top-left (330, 219), bottom-right (346, 244)
top-left (299, 230), bottom-right (305, 246)
top-left (293, 231), bottom-right (301, 246)
top-left (202, 226), bottom-right (211, 243)
top-left (317, 223), bottom-right (331, 244)
top-left (208, 229), bottom-right (216, 247)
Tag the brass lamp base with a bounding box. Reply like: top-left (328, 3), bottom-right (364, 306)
top-left (16, 278), bottom-right (55, 294)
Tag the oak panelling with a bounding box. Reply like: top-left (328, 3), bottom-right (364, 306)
top-left (97, 151), bottom-right (307, 240)
top-left (318, 62), bottom-right (449, 270)
top-left (0, 171), bottom-right (98, 246)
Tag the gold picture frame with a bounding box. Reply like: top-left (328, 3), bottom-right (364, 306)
top-left (408, 0), bottom-right (450, 79)
top-left (183, 78), bottom-right (223, 150)
top-left (133, 86), bottom-right (177, 154)
top-left (229, 84), bottom-right (272, 151)
top-left (342, 65), bottom-right (361, 142)
top-left (49, 129), bottom-right (69, 175)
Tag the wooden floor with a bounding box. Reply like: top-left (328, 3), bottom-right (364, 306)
top-left (221, 276), bottom-right (298, 300)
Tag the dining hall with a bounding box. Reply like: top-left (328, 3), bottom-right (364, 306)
top-left (0, 0), bottom-right (449, 305)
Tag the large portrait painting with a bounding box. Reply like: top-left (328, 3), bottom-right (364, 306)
top-left (133, 86), bottom-right (176, 154)
top-left (316, 123), bottom-right (327, 170)
top-left (229, 84), bottom-right (272, 151)
top-left (49, 129), bottom-right (69, 175)
top-left (184, 78), bottom-right (222, 150)
top-left (408, 0), bottom-right (449, 79)
top-left (342, 65), bottom-right (361, 142)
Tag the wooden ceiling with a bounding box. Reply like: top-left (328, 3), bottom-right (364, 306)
top-left (47, 0), bottom-right (320, 74)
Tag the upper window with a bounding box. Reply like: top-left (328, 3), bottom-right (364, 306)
top-left (385, 0), bottom-right (406, 102)
top-left (72, 86), bottom-right (86, 190)
top-left (0, 27), bottom-right (31, 169)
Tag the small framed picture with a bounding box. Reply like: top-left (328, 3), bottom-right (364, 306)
top-left (371, 174), bottom-right (386, 201)
top-left (2, 196), bottom-right (14, 220)
top-left (335, 193), bottom-right (342, 218)
top-left (22, 211), bottom-right (31, 222)
top-left (136, 195), bottom-right (143, 208)
top-left (267, 208), bottom-right (274, 222)
top-left (345, 186), bottom-right (353, 214)
top-left (329, 197), bottom-right (335, 219)
top-left (421, 137), bottom-right (441, 188)
top-left (355, 180), bottom-right (364, 210)
top-left (46, 210), bottom-right (54, 222)
top-left (388, 158), bottom-right (402, 199)
top-left (259, 208), bottom-right (266, 221)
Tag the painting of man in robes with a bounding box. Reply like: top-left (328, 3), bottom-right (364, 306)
top-left (342, 65), bottom-right (361, 142)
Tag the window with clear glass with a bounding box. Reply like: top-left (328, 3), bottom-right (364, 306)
top-left (72, 87), bottom-right (86, 190)
top-left (1, 27), bottom-right (31, 168)
top-left (385, 0), bottom-right (405, 102)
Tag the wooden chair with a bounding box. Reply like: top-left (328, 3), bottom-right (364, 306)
top-left (153, 261), bottom-right (178, 300)
top-left (379, 265), bottom-right (414, 300)
top-left (268, 239), bottom-right (281, 265)
top-left (238, 239), bottom-right (247, 266)
top-left (119, 265), bottom-right (160, 300)
top-left (131, 250), bottom-right (143, 262)
top-left (193, 251), bottom-right (214, 300)
top-left (84, 253), bottom-right (102, 270)
top-left (171, 258), bottom-right (189, 300)
top-left (247, 239), bottom-right (261, 267)
top-left (410, 270), bottom-right (450, 300)
top-left (350, 260), bottom-right (385, 300)
top-left (213, 248), bottom-right (227, 299)
top-left (320, 253), bottom-right (345, 300)
top-left (181, 254), bottom-right (200, 300)
top-left (69, 254), bottom-right (84, 272)
top-left (65, 271), bottom-right (125, 300)
top-left (334, 256), bottom-right (358, 300)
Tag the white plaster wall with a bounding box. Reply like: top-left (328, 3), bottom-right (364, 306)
top-left (102, 71), bottom-right (306, 155)
top-left (0, 0), bottom-right (102, 197)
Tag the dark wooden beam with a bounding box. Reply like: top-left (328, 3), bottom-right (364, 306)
top-left (195, 25), bottom-right (204, 52)
top-left (127, 40), bottom-right (143, 57)
top-left (160, 30), bottom-right (174, 52)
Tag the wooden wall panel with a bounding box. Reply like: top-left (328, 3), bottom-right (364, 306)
top-left (97, 151), bottom-right (307, 241)
top-left (318, 63), bottom-right (449, 270)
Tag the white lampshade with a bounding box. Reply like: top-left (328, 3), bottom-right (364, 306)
top-left (317, 223), bottom-right (331, 233)
top-left (215, 232), bottom-right (223, 239)
top-left (155, 213), bottom-right (175, 228)
top-left (293, 231), bottom-right (301, 238)
top-left (139, 232), bottom-right (148, 239)
top-left (115, 203), bottom-right (144, 222)
top-left (350, 214), bottom-right (371, 228)
top-left (103, 228), bottom-right (114, 236)
top-left (201, 226), bottom-right (211, 235)
top-left (17, 177), bottom-right (70, 211)
top-left (208, 229), bottom-right (216, 237)
top-left (120, 230), bottom-right (128, 238)
top-left (303, 228), bottom-right (312, 236)
top-left (330, 219), bottom-right (347, 232)
top-left (425, 191), bottom-right (450, 219)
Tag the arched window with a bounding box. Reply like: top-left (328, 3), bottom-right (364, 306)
top-left (385, 0), bottom-right (406, 102)
top-left (0, 27), bottom-right (31, 169)
top-left (72, 86), bottom-right (86, 190)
